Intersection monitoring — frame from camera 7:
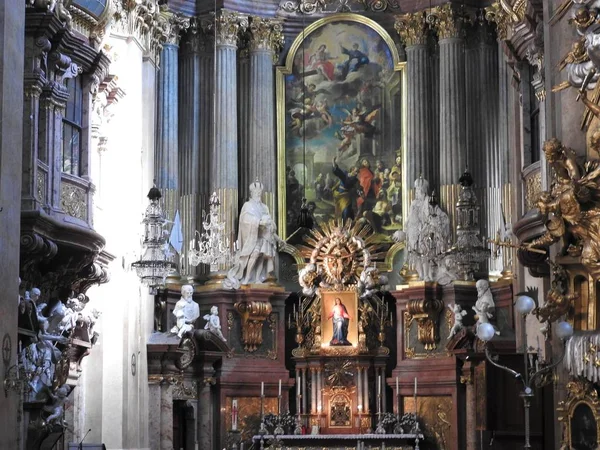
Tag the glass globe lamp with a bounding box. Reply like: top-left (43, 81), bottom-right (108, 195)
top-left (515, 295), bottom-right (535, 315)
top-left (555, 321), bottom-right (574, 340)
top-left (477, 323), bottom-right (496, 342)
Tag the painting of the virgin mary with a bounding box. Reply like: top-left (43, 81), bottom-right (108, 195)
top-left (328, 297), bottom-right (351, 345)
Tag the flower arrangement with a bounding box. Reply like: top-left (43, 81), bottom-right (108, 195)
top-left (398, 412), bottom-right (418, 433)
top-left (279, 411), bottom-right (297, 430)
top-left (380, 412), bottom-right (398, 427)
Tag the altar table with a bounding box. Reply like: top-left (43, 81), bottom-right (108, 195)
top-left (251, 433), bottom-right (423, 450)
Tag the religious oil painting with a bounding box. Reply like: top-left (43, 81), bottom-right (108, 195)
top-left (321, 290), bottom-right (358, 348)
top-left (277, 14), bottom-right (406, 240)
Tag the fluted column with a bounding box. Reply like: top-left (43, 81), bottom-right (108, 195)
top-left (310, 367), bottom-right (316, 414)
top-left (155, 14), bottom-right (189, 224)
top-left (362, 367), bottom-right (369, 413)
top-left (430, 4), bottom-right (469, 228)
top-left (210, 10), bottom-right (248, 247)
top-left (478, 24), bottom-right (501, 272)
top-left (179, 23), bottom-right (203, 278)
top-left (246, 16), bottom-right (284, 214)
top-left (395, 12), bottom-right (432, 186)
top-left (302, 367), bottom-right (308, 414)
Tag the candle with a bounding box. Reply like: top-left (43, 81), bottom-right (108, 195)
top-left (232, 399), bottom-right (238, 431)
top-left (279, 379), bottom-right (282, 396)
top-left (293, 303), bottom-right (296, 317)
top-left (396, 376), bottom-right (399, 392)
top-left (378, 375), bottom-right (381, 396)
top-left (414, 377), bottom-right (417, 396)
top-left (261, 381), bottom-right (264, 397)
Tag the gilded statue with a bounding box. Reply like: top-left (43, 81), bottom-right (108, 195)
top-left (535, 261), bottom-right (578, 325)
top-left (526, 138), bottom-right (600, 277)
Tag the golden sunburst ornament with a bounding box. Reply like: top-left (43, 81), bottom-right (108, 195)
top-left (298, 219), bottom-right (385, 288)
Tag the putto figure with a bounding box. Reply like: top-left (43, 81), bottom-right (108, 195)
top-left (171, 285), bottom-right (199, 339)
top-left (329, 297), bottom-right (351, 346)
top-left (224, 180), bottom-right (283, 289)
top-left (203, 306), bottom-right (226, 342)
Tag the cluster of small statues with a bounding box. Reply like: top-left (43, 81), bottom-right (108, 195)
top-left (170, 284), bottom-right (226, 342)
top-left (393, 176), bottom-right (455, 284)
top-left (16, 281), bottom-right (101, 425)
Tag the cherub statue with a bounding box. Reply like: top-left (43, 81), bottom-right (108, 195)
top-left (357, 266), bottom-right (388, 299)
top-left (43, 385), bottom-right (71, 425)
top-left (447, 304), bottom-right (467, 339)
top-left (171, 285), bottom-right (199, 339)
top-left (472, 279), bottom-right (495, 327)
top-left (299, 263), bottom-right (320, 297)
top-left (203, 306), bottom-right (226, 342)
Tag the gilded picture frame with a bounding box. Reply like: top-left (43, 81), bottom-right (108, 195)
top-left (321, 289), bottom-right (359, 349)
top-left (558, 379), bottom-right (600, 449)
top-left (276, 13), bottom-right (407, 242)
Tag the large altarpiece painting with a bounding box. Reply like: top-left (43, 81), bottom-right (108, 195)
top-left (277, 14), bottom-right (406, 240)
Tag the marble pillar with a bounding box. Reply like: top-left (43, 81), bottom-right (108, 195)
top-left (395, 13), bottom-right (433, 186)
top-left (302, 367), bottom-right (308, 415)
top-left (160, 383), bottom-right (174, 450)
top-left (156, 43), bottom-right (180, 223)
top-left (462, 362), bottom-right (477, 450)
top-left (246, 17), bottom-right (283, 214)
top-left (148, 381), bottom-right (161, 450)
top-left (311, 367), bottom-right (316, 414)
top-left (198, 380), bottom-right (213, 449)
top-left (179, 25), bottom-right (203, 278)
top-left (238, 47), bottom-right (250, 203)
top-left (210, 11), bottom-right (248, 249)
top-left (431, 4), bottom-right (468, 222)
top-left (155, 15), bottom-right (189, 226)
top-left (357, 366), bottom-right (363, 409)
top-left (362, 367), bottom-right (369, 413)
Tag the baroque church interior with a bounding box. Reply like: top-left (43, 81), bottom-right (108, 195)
top-left (4, 0), bottom-right (600, 449)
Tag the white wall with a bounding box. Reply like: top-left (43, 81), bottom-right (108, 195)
top-left (81, 31), bottom-right (156, 450)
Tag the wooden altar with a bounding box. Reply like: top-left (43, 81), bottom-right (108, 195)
top-left (290, 221), bottom-right (395, 435)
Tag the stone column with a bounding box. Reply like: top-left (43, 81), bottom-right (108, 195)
top-left (362, 367), bottom-right (369, 413)
top-left (462, 362), bottom-right (477, 450)
top-left (148, 380), bottom-right (161, 450)
top-left (179, 22), bottom-right (204, 278)
top-left (357, 366), bottom-right (363, 409)
top-left (395, 12), bottom-right (433, 186)
top-left (198, 379), bottom-right (214, 449)
top-left (246, 16), bottom-right (284, 213)
top-left (430, 4), bottom-right (469, 218)
top-left (160, 382), bottom-right (174, 450)
top-left (155, 14), bottom-right (189, 224)
top-left (310, 367), bottom-right (316, 414)
top-left (302, 367), bottom-right (308, 415)
top-left (210, 10), bottom-right (248, 247)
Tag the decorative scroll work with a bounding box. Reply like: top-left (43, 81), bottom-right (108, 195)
top-left (60, 182), bottom-right (87, 220)
top-left (524, 168), bottom-right (541, 211)
top-left (234, 300), bottom-right (273, 352)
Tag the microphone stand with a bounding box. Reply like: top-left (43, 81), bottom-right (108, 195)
top-left (79, 428), bottom-right (91, 450)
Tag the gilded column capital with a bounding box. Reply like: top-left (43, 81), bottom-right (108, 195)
top-left (394, 12), bottom-right (428, 47)
top-left (484, 2), bottom-right (511, 41)
top-left (154, 12), bottom-right (190, 47)
top-left (207, 10), bottom-right (248, 48)
top-left (181, 17), bottom-right (213, 54)
top-left (428, 3), bottom-right (471, 41)
top-left (247, 16), bottom-right (285, 62)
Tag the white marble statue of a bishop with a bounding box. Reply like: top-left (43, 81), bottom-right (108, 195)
top-left (224, 180), bottom-right (283, 289)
